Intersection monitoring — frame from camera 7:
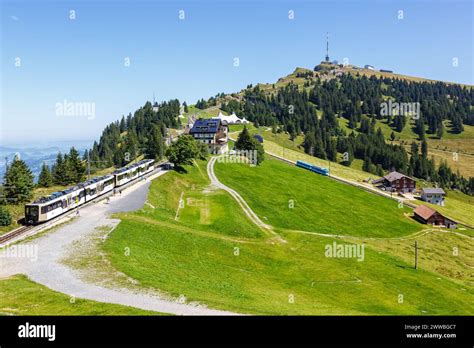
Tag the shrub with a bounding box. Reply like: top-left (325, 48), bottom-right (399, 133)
top-left (0, 206), bottom-right (13, 226)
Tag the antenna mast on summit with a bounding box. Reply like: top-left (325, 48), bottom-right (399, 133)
top-left (325, 32), bottom-right (330, 62)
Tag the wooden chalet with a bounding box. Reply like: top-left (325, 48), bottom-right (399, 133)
top-left (413, 205), bottom-right (457, 228)
top-left (372, 171), bottom-right (416, 193)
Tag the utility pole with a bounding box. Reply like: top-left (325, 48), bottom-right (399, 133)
top-left (87, 151), bottom-right (91, 181)
top-left (414, 240), bottom-right (418, 270)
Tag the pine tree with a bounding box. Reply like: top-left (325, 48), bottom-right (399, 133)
top-left (359, 116), bottom-right (370, 134)
top-left (362, 156), bottom-right (374, 174)
top-left (62, 154), bottom-right (75, 185)
top-left (234, 126), bottom-right (253, 150)
top-left (3, 156), bottom-right (35, 203)
top-left (82, 149), bottom-right (89, 162)
top-left (147, 125), bottom-right (165, 160)
top-left (68, 147), bottom-right (85, 183)
top-left (38, 163), bottom-right (53, 187)
top-left (451, 116), bottom-right (464, 134)
top-left (326, 138), bottom-right (337, 161)
top-left (113, 147), bottom-right (125, 167)
top-left (52, 153), bottom-right (66, 185)
top-left (415, 117), bottom-right (425, 140)
top-left (119, 116), bottom-right (126, 132)
top-left (303, 132), bottom-right (316, 156)
top-left (234, 126), bottom-right (265, 164)
top-left (313, 131), bottom-right (327, 160)
top-left (436, 121), bottom-right (444, 139)
top-left (125, 131), bottom-right (139, 163)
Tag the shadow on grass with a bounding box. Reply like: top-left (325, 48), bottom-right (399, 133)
top-left (174, 166), bottom-right (188, 174)
top-left (396, 263), bottom-right (416, 270)
top-left (409, 214), bottom-right (428, 226)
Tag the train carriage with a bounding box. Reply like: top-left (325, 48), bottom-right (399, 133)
top-left (114, 166), bottom-right (138, 187)
top-left (83, 175), bottom-right (115, 202)
top-left (114, 159), bottom-right (154, 187)
top-left (25, 185), bottom-right (84, 224)
top-left (295, 160), bottom-right (329, 176)
top-left (139, 159), bottom-right (155, 175)
top-left (25, 159), bottom-right (156, 225)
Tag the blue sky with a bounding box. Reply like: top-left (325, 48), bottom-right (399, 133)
top-left (1, 0), bottom-right (472, 145)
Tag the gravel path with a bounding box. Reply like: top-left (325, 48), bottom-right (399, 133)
top-left (0, 171), bottom-right (236, 315)
top-left (207, 157), bottom-right (275, 233)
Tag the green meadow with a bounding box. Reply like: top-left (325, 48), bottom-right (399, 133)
top-left (214, 158), bottom-right (420, 237)
top-left (0, 275), bottom-right (161, 315)
top-left (101, 159), bottom-right (473, 315)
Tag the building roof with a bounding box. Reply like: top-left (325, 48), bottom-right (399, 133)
top-left (373, 171), bottom-right (414, 184)
top-left (190, 118), bottom-right (222, 134)
top-left (421, 187), bottom-right (446, 195)
top-left (385, 171), bottom-right (408, 181)
top-left (413, 205), bottom-right (437, 221)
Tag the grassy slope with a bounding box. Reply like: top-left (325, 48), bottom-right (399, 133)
top-left (181, 105), bottom-right (224, 126)
top-left (102, 159), bottom-right (473, 315)
top-left (410, 190), bottom-right (474, 227)
top-left (358, 117), bottom-right (474, 178)
top-left (0, 275), bottom-right (161, 315)
top-left (247, 66), bottom-right (474, 177)
top-left (214, 158), bottom-right (419, 237)
top-left (129, 160), bottom-right (264, 239)
top-left (367, 228), bottom-right (474, 285)
top-left (233, 123), bottom-right (474, 226)
top-left (231, 126), bottom-right (375, 182)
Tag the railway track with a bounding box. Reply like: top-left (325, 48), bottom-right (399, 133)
top-left (0, 165), bottom-right (168, 248)
top-left (0, 225), bottom-right (35, 245)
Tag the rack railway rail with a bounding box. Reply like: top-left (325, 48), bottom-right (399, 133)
top-left (0, 226), bottom-right (35, 245)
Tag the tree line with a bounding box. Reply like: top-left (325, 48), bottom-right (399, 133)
top-left (217, 74), bottom-right (474, 195)
top-left (85, 100), bottom-right (178, 170)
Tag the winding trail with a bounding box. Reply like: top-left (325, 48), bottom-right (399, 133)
top-left (207, 156), bottom-right (471, 244)
top-left (207, 157), bottom-right (275, 236)
top-left (0, 170), bottom-right (236, 316)
top-left (2, 157), bottom-right (469, 316)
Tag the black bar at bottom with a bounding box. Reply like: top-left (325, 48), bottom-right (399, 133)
top-left (0, 316), bottom-right (472, 346)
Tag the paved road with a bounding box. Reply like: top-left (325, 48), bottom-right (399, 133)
top-left (0, 170), bottom-right (236, 315)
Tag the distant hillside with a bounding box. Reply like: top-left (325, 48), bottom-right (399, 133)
top-left (252, 63), bottom-right (473, 93)
top-left (216, 63), bottom-right (474, 195)
top-left (0, 142), bottom-right (91, 180)
top-left (84, 61), bottom-right (473, 196)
